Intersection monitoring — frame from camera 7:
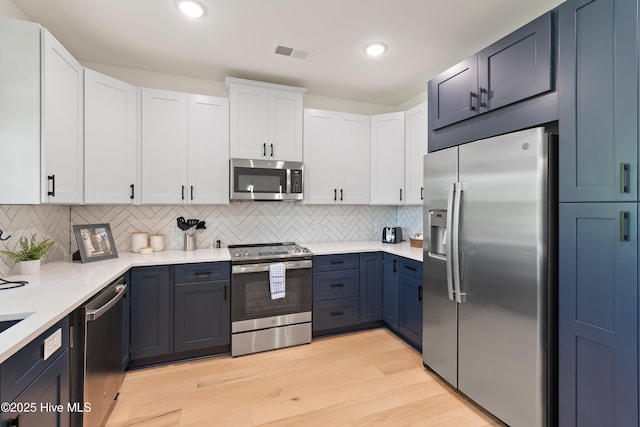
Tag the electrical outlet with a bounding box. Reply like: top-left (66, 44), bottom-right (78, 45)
top-left (43, 328), bottom-right (62, 360)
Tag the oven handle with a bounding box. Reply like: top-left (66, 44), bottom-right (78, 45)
top-left (232, 260), bottom-right (312, 274)
top-left (86, 284), bottom-right (127, 322)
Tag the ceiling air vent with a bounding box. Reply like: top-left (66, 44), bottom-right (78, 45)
top-left (274, 44), bottom-right (313, 60)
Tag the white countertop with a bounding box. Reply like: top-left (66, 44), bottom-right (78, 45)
top-left (0, 241), bottom-right (422, 364)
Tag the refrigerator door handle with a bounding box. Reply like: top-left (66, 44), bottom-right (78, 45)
top-left (445, 183), bottom-right (456, 302)
top-left (452, 182), bottom-right (465, 303)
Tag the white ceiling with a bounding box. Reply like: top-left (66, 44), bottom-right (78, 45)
top-left (10, 0), bottom-right (565, 106)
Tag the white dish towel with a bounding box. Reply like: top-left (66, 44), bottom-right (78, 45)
top-left (269, 263), bottom-right (286, 300)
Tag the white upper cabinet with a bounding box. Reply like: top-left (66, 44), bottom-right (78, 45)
top-left (0, 18), bottom-right (40, 204)
top-left (404, 102), bottom-right (427, 205)
top-left (227, 77), bottom-right (305, 162)
top-left (187, 94), bottom-right (229, 204)
top-left (41, 28), bottom-right (84, 204)
top-left (303, 109), bottom-right (370, 205)
top-left (141, 89), bottom-right (229, 204)
top-left (370, 112), bottom-right (405, 205)
top-left (84, 69), bottom-right (138, 204)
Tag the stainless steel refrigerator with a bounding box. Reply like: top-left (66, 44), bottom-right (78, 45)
top-left (422, 126), bottom-right (555, 427)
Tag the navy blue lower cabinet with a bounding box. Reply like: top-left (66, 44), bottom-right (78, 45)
top-left (313, 298), bottom-right (360, 331)
top-left (398, 273), bottom-right (423, 350)
top-left (174, 280), bottom-right (230, 353)
top-left (130, 266), bottom-right (171, 361)
top-left (382, 254), bottom-right (399, 330)
top-left (359, 252), bottom-right (383, 323)
top-left (559, 203), bottom-right (638, 426)
top-left (1, 351), bottom-right (70, 427)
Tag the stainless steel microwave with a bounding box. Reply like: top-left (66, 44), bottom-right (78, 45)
top-left (230, 158), bottom-right (304, 201)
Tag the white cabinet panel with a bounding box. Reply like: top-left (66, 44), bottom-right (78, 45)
top-left (303, 109), bottom-right (369, 205)
top-left (141, 89), bottom-right (188, 204)
top-left (0, 18), bottom-right (40, 204)
top-left (141, 89), bottom-right (229, 205)
top-left (370, 112), bottom-right (405, 205)
top-left (187, 95), bottom-right (229, 204)
top-left (227, 77), bottom-right (305, 162)
top-left (84, 69), bottom-right (137, 204)
top-left (404, 102), bottom-right (427, 205)
top-left (41, 29), bottom-right (84, 204)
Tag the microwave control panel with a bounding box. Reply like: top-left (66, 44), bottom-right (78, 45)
top-left (291, 170), bottom-right (303, 193)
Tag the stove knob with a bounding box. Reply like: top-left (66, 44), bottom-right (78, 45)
top-left (303, 247), bottom-right (309, 253)
top-left (295, 248), bottom-right (301, 253)
top-left (234, 252), bottom-right (240, 257)
top-left (244, 251), bottom-right (250, 257)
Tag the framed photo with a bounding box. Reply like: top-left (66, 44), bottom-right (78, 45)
top-left (73, 223), bottom-right (118, 263)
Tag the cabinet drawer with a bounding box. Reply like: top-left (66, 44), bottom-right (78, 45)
top-left (174, 262), bottom-right (230, 283)
top-left (1, 316), bottom-right (69, 403)
top-left (312, 254), bottom-right (360, 272)
top-left (398, 257), bottom-right (422, 280)
top-left (313, 298), bottom-right (360, 331)
top-left (313, 270), bottom-right (360, 301)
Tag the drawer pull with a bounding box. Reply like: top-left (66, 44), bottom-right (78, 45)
top-left (330, 283), bottom-right (344, 288)
top-left (404, 265), bottom-right (417, 272)
top-left (330, 260), bottom-right (345, 265)
top-left (330, 311), bottom-right (344, 317)
top-left (194, 271), bottom-right (212, 277)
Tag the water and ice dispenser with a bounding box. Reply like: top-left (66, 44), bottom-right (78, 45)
top-left (428, 210), bottom-right (447, 259)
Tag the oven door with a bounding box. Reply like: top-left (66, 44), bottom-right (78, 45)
top-left (231, 259), bottom-right (312, 324)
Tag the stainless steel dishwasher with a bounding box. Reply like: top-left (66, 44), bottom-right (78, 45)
top-left (71, 276), bottom-right (127, 427)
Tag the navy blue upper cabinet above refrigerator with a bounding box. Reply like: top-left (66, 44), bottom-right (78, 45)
top-left (428, 11), bottom-right (559, 152)
top-left (429, 12), bottom-right (553, 131)
top-left (558, 0), bottom-right (637, 202)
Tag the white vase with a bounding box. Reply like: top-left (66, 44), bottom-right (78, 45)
top-left (19, 259), bottom-right (41, 275)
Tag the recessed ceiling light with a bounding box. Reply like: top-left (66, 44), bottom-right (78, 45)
top-left (177, 0), bottom-right (205, 18)
top-left (364, 42), bottom-right (387, 57)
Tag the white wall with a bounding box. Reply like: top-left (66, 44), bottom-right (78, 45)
top-left (0, 0), bottom-right (29, 20)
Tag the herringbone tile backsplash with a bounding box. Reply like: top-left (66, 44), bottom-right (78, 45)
top-left (1, 203), bottom-right (423, 275)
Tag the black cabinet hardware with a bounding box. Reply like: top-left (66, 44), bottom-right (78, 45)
top-left (620, 163), bottom-right (630, 193)
top-left (469, 91), bottom-right (478, 111)
top-left (330, 311), bottom-right (344, 317)
top-left (479, 87), bottom-right (488, 108)
top-left (421, 187), bottom-right (424, 200)
top-left (7, 415), bottom-right (19, 427)
top-left (224, 285), bottom-right (227, 301)
top-left (47, 174), bottom-right (55, 197)
top-left (340, 189), bottom-right (343, 201)
top-left (404, 265), bottom-right (417, 272)
top-left (181, 185), bottom-right (185, 200)
top-left (400, 188), bottom-right (403, 201)
top-left (194, 271), bottom-right (211, 277)
top-left (190, 185), bottom-right (194, 200)
top-left (270, 143), bottom-right (274, 157)
top-left (263, 143), bottom-right (266, 156)
top-left (130, 184), bottom-right (135, 200)
top-left (418, 286), bottom-right (423, 301)
top-left (334, 189), bottom-right (337, 201)
top-left (393, 259), bottom-right (397, 273)
top-left (620, 211), bottom-right (630, 242)
top-left (330, 283), bottom-right (345, 288)
top-left (330, 260), bottom-right (344, 265)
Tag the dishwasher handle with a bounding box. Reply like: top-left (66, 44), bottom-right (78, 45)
top-left (86, 283), bottom-right (127, 322)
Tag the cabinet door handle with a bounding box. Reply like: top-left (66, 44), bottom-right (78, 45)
top-left (181, 185), bottom-right (185, 200)
top-left (469, 92), bottom-right (477, 111)
top-left (400, 188), bottom-right (403, 201)
top-left (421, 186), bottom-right (424, 200)
top-left (393, 259), bottom-right (397, 273)
top-left (130, 184), bottom-right (135, 200)
top-left (263, 143), bottom-right (266, 157)
top-left (47, 174), bottom-right (56, 197)
top-left (418, 286), bottom-right (423, 301)
top-left (479, 87), bottom-right (488, 108)
top-left (330, 311), bottom-right (344, 317)
top-left (190, 185), bottom-right (194, 201)
top-left (620, 211), bottom-right (630, 242)
top-left (270, 143), bottom-right (274, 157)
top-left (224, 285), bottom-right (228, 301)
top-left (620, 163), bottom-right (630, 193)
top-left (334, 188), bottom-right (337, 201)
top-left (340, 189), bottom-right (343, 201)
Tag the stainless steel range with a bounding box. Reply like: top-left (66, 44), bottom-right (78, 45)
top-left (228, 242), bottom-right (313, 356)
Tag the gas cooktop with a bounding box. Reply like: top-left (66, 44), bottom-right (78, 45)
top-left (228, 242), bottom-right (312, 262)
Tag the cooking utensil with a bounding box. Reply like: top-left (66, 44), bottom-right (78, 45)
top-left (187, 219), bottom-right (199, 228)
top-left (196, 221), bottom-right (206, 230)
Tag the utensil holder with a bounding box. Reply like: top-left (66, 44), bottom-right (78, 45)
top-left (183, 234), bottom-right (196, 251)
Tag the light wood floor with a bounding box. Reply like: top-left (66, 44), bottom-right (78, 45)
top-left (105, 329), bottom-right (503, 426)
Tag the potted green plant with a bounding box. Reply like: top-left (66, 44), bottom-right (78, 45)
top-left (0, 234), bottom-right (55, 275)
